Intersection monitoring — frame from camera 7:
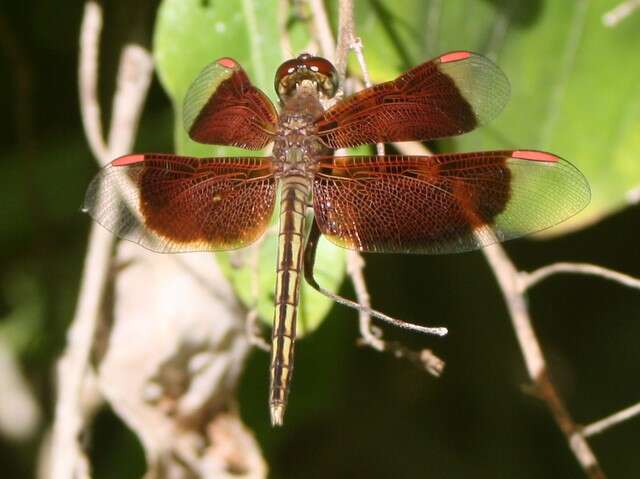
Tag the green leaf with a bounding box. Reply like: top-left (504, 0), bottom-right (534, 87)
top-left (357, 0), bottom-right (640, 234)
top-left (153, 0), bottom-right (345, 336)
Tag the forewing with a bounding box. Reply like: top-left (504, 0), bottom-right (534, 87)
top-left (84, 153), bottom-right (277, 252)
top-left (183, 58), bottom-right (278, 149)
top-left (315, 51), bottom-right (509, 149)
top-left (312, 151), bottom-right (589, 254)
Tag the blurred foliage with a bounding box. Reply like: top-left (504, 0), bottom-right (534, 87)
top-left (0, 1), bottom-right (639, 478)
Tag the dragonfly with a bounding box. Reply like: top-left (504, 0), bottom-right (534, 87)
top-left (84, 51), bottom-right (590, 426)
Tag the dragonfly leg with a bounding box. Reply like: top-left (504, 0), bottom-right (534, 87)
top-left (303, 221), bottom-right (448, 337)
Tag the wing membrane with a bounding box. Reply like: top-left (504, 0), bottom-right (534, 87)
top-left (315, 51), bottom-right (510, 149)
top-left (312, 151), bottom-right (589, 254)
top-left (183, 58), bottom-right (278, 149)
top-left (84, 153), bottom-right (277, 252)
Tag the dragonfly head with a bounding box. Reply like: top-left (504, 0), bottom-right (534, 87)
top-left (275, 53), bottom-right (339, 102)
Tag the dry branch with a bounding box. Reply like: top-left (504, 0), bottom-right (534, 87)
top-left (59, 3), bottom-right (269, 478)
top-left (332, 14), bottom-right (640, 469)
top-left (602, 0), bottom-right (640, 26)
top-left (520, 262), bottom-right (640, 292)
top-left (51, 3), bottom-right (154, 479)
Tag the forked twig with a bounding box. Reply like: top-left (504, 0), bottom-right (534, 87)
top-left (602, 0), bottom-right (640, 26)
top-left (402, 132), bottom-right (619, 477)
top-left (483, 245), bottom-right (605, 479)
top-left (50, 3), bottom-right (153, 478)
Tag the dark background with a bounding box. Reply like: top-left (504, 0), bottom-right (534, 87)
top-left (1, 1), bottom-right (639, 478)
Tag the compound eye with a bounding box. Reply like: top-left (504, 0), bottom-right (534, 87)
top-left (302, 56), bottom-right (339, 97)
top-left (274, 58), bottom-right (303, 92)
top-left (302, 57), bottom-right (335, 77)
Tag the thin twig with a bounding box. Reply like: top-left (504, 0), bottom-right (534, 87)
top-left (78, 1), bottom-right (107, 161)
top-left (334, 0), bottom-right (353, 78)
top-left (483, 244), bottom-right (605, 479)
top-left (52, 227), bottom-right (114, 479)
top-left (403, 140), bottom-right (611, 477)
top-left (309, 0), bottom-right (336, 61)
top-left (334, 0), bottom-right (384, 157)
top-left (602, 0), bottom-right (640, 26)
top-left (583, 401), bottom-right (640, 438)
top-left (520, 262), bottom-right (640, 292)
top-left (51, 3), bottom-right (153, 478)
top-left (357, 338), bottom-right (445, 376)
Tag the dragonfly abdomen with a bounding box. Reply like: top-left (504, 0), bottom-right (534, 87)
top-left (269, 174), bottom-right (310, 426)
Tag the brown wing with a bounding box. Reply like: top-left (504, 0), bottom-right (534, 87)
top-left (183, 58), bottom-right (278, 149)
top-left (84, 153), bottom-right (277, 252)
top-left (315, 51), bottom-right (510, 149)
top-left (312, 151), bottom-right (589, 254)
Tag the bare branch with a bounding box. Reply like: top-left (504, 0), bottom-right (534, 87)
top-left (483, 244), bottom-right (605, 479)
top-left (393, 141), bottom-right (434, 156)
top-left (520, 262), bottom-right (640, 292)
top-left (483, 245), bottom-right (545, 377)
top-left (309, 0), bottom-right (336, 61)
top-left (51, 3), bottom-right (154, 478)
top-left (52, 226), bottom-right (114, 479)
top-left (602, 0), bottom-right (640, 26)
top-left (583, 401), bottom-right (640, 437)
top-left (357, 338), bottom-right (445, 377)
top-left (398, 138), bottom-right (622, 478)
top-left (106, 44), bottom-right (154, 161)
top-left (334, 0), bottom-right (354, 78)
top-left (78, 1), bottom-right (107, 161)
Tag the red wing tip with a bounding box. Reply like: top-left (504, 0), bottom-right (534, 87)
top-left (440, 51), bottom-right (472, 63)
top-left (112, 154), bottom-right (145, 166)
top-left (511, 150), bottom-right (559, 163)
top-left (216, 57), bottom-right (237, 68)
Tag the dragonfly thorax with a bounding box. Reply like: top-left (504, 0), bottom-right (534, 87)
top-left (273, 87), bottom-right (329, 174)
